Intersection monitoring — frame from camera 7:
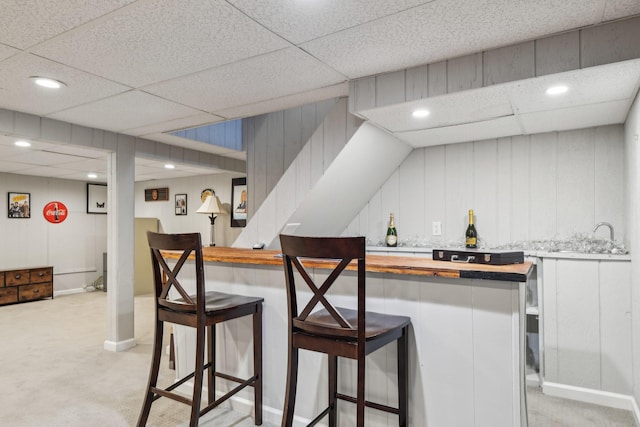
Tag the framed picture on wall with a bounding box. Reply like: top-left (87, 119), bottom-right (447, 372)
top-left (87, 183), bottom-right (107, 214)
top-left (7, 192), bottom-right (30, 218)
top-left (175, 194), bottom-right (187, 215)
top-left (231, 177), bottom-right (247, 227)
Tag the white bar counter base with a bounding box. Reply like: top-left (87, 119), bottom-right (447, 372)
top-left (166, 247), bottom-right (533, 427)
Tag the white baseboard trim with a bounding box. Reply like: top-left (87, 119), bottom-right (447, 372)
top-left (53, 288), bottom-right (86, 297)
top-left (631, 395), bottom-right (640, 427)
top-left (103, 338), bottom-right (136, 352)
top-left (542, 382), bottom-right (636, 413)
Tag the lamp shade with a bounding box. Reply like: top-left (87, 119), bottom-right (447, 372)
top-left (196, 195), bottom-right (224, 215)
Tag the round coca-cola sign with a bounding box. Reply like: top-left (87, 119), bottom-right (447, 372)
top-left (43, 201), bottom-right (68, 224)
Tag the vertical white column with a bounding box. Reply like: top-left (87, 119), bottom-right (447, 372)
top-left (104, 140), bottom-right (136, 352)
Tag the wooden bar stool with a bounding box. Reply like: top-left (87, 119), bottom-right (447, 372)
top-left (279, 235), bottom-right (411, 427)
top-left (137, 232), bottom-right (263, 427)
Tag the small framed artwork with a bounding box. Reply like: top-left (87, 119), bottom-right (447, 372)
top-left (175, 194), bottom-right (187, 215)
top-left (231, 177), bottom-right (247, 227)
top-left (87, 183), bottom-right (107, 214)
top-left (145, 187), bottom-right (169, 201)
top-left (8, 192), bottom-right (30, 218)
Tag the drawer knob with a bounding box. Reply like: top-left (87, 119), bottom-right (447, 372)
top-left (14, 274), bottom-right (21, 279)
top-left (38, 272), bottom-right (45, 277)
top-left (34, 289), bottom-right (39, 293)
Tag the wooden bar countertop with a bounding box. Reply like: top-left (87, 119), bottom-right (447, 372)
top-left (164, 247), bottom-right (533, 283)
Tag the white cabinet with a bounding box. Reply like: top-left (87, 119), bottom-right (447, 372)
top-left (540, 257), bottom-right (632, 395)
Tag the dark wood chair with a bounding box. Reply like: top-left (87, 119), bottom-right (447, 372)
top-left (279, 235), bottom-right (411, 427)
top-left (138, 232), bottom-right (263, 427)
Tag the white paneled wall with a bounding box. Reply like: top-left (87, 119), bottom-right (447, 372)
top-left (133, 172), bottom-right (245, 248)
top-left (0, 173), bottom-right (106, 292)
top-left (346, 125), bottom-right (625, 248)
top-left (623, 91), bottom-right (640, 416)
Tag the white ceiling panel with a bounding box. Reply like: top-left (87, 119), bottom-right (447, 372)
top-left (518, 100), bottom-right (631, 134)
top-left (144, 48), bottom-right (347, 113)
top-left (31, 0), bottom-right (291, 87)
top-left (0, 53), bottom-right (129, 115)
top-left (395, 115), bottom-right (523, 147)
top-left (0, 43), bottom-right (19, 62)
top-left (47, 144), bottom-right (109, 158)
top-left (0, 2), bottom-right (638, 182)
top-left (506, 60), bottom-right (640, 114)
top-left (15, 165), bottom-right (83, 179)
top-left (214, 82), bottom-right (349, 120)
top-left (227, 0), bottom-right (433, 44)
top-left (54, 158), bottom-right (107, 172)
top-left (47, 90), bottom-right (204, 133)
top-left (0, 159), bottom-right (33, 173)
top-left (603, 0), bottom-right (640, 21)
top-left (360, 85), bottom-right (513, 132)
top-left (0, 0), bottom-right (135, 49)
top-left (4, 150), bottom-right (87, 166)
top-left (301, 0), bottom-right (610, 78)
top-left (123, 113), bottom-right (225, 137)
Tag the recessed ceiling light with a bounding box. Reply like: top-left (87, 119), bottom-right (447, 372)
top-left (14, 140), bottom-right (31, 147)
top-left (87, 173), bottom-right (98, 179)
top-left (164, 164), bottom-right (176, 169)
top-left (30, 76), bottom-right (66, 89)
top-left (412, 109), bottom-right (430, 118)
top-left (545, 85), bottom-right (568, 96)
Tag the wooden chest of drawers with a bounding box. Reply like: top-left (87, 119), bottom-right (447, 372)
top-left (0, 267), bottom-right (53, 306)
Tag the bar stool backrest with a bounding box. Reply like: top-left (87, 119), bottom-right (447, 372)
top-left (280, 234), bottom-right (366, 340)
top-left (147, 231), bottom-right (205, 314)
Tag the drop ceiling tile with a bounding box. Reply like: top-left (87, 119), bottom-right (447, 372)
top-left (16, 165), bottom-right (82, 178)
top-left (55, 158), bottom-right (108, 172)
top-left (0, 0), bottom-right (135, 49)
top-left (519, 100), bottom-right (630, 134)
top-left (31, 0), bottom-right (291, 87)
top-left (213, 82), bottom-right (348, 119)
top-left (227, 0), bottom-right (433, 44)
top-left (0, 53), bottom-right (129, 115)
top-left (602, 0), bottom-right (640, 21)
top-left (123, 113), bottom-right (224, 136)
top-left (144, 48), bottom-right (347, 113)
top-left (0, 43), bottom-right (19, 61)
top-left (360, 85), bottom-right (513, 132)
top-left (0, 159), bottom-right (33, 173)
top-left (47, 91), bottom-right (203, 133)
top-left (301, 0), bottom-right (607, 78)
top-left (507, 60), bottom-right (640, 114)
top-left (49, 144), bottom-right (109, 158)
top-left (4, 150), bottom-right (83, 166)
top-left (396, 115), bottom-right (523, 147)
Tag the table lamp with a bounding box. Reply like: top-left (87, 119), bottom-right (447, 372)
top-left (196, 194), bottom-right (225, 246)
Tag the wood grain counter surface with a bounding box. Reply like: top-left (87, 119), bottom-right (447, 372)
top-left (163, 247), bottom-right (533, 282)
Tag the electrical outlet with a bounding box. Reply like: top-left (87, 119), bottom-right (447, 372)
top-left (432, 221), bottom-right (442, 236)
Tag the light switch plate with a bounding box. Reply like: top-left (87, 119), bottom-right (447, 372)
top-left (432, 221), bottom-right (442, 236)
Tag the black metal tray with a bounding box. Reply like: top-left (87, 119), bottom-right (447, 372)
top-left (432, 249), bottom-right (524, 265)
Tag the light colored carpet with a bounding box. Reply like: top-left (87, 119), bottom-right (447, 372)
top-left (0, 291), bottom-right (635, 426)
top-left (0, 291), bottom-right (271, 427)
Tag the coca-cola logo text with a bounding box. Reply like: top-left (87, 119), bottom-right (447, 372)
top-left (43, 201), bottom-right (68, 224)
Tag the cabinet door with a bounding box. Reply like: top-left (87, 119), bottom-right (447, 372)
top-left (0, 272), bottom-right (4, 287)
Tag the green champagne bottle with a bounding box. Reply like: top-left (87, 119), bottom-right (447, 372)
top-left (465, 209), bottom-right (477, 248)
top-left (386, 213), bottom-right (397, 247)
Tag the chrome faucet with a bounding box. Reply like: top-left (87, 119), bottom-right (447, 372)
top-left (593, 222), bottom-right (614, 241)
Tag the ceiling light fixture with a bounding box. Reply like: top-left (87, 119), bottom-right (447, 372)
top-left (164, 164), bottom-right (176, 169)
top-left (30, 76), bottom-right (66, 89)
top-left (545, 85), bottom-right (568, 96)
top-left (87, 173), bottom-right (98, 179)
top-left (412, 109), bottom-right (430, 118)
top-left (14, 140), bottom-right (31, 147)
